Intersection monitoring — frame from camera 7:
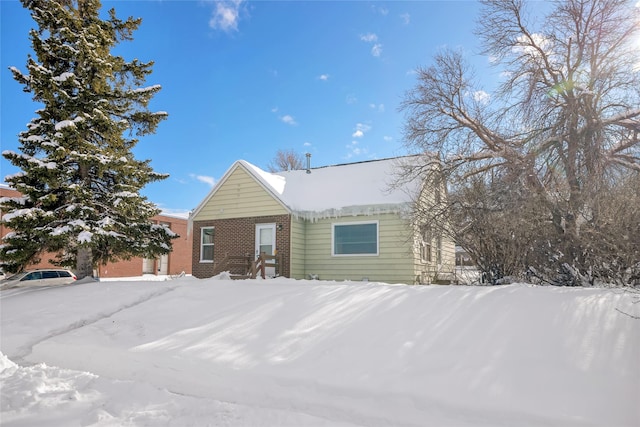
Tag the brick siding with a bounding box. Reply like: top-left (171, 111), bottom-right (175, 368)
top-left (96, 214), bottom-right (192, 278)
top-left (192, 214), bottom-right (291, 279)
top-left (98, 257), bottom-right (142, 278)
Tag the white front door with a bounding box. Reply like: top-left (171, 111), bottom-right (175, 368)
top-left (255, 223), bottom-right (276, 277)
top-left (158, 254), bottom-right (169, 275)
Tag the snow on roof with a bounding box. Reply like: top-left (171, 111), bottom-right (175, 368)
top-left (157, 211), bottom-right (190, 220)
top-left (239, 156), bottom-right (424, 219)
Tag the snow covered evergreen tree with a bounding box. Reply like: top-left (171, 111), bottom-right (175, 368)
top-left (1, 0), bottom-right (175, 278)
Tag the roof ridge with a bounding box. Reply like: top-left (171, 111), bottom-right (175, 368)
top-left (276, 154), bottom-right (420, 173)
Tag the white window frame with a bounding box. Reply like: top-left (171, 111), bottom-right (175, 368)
top-left (200, 226), bottom-right (215, 263)
top-left (420, 225), bottom-right (432, 263)
top-left (331, 220), bottom-right (379, 257)
top-left (420, 240), bottom-right (432, 263)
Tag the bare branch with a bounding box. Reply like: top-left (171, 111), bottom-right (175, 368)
top-left (266, 149), bottom-right (305, 172)
top-left (400, 0), bottom-right (640, 286)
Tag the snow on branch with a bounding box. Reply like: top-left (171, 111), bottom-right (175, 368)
top-left (51, 226), bottom-right (71, 236)
top-left (132, 84), bottom-right (161, 93)
top-left (52, 72), bottom-right (74, 82)
top-left (113, 191), bottom-right (138, 198)
top-left (2, 208), bottom-right (50, 222)
top-left (54, 116), bottom-right (84, 131)
top-left (0, 196), bottom-right (27, 206)
top-left (4, 150), bottom-right (57, 170)
top-left (9, 66), bottom-right (30, 83)
top-left (77, 230), bottom-right (93, 243)
top-left (603, 108), bottom-right (640, 128)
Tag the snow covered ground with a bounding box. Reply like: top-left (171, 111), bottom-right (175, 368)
top-left (1, 276), bottom-right (638, 427)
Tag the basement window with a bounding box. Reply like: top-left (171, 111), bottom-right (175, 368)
top-left (332, 221), bottom-right (379, 256)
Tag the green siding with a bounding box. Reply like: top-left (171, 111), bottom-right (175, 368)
top-left (289, 217), bottom-right (306, 279)
top-left (190, 160), bottom-right (455, 284)
top-left (302, 214), bottom-right (416, 284)
top-left (193, 166), bottom-right (288, 221)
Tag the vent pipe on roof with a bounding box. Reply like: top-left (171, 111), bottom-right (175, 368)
top-left (306, 153), bottom-right (311, 174)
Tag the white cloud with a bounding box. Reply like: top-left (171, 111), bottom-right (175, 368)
top-left (356, 123), bottom-right (371, 132)
top-left (318, 74), bottom-right (330, 81)
top-left (346, 94), bottom-right (358, 104)
top-left (372, 6), bottom-right (389, 16)
top-left (280, 115), bottom-right (298, 126)
top-left (371, 44), bottom-right (383, 57)
top-left (345, 141), bottom-right (368, 159)
top-left (303, 141), bottom-right (312, 147)
top-left (190, 174), bottom-right (216, 187)
top-left (360, 33), bottom-right (382, 58)
top-left (513, 33), bottom-right (552, 59)
top-left (209, 0), bottom-right (245, 32)
top-left (383, 136), bottom-right (393, 142)
top-left (369, 103), bottom-right (385, 112)
top-left (272, 107), bottom-right (298, 126)
top-left (352, 123), bottom-right (371, 138)
top-left (360, 33), bottom-right (378, 43)
top-left (400, 13), bottom-right (410, 25)
top-left (473, 90), bottom-right (490, 104)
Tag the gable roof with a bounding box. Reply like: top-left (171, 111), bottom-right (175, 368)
top-left (192, 156), bottom-right (425, 221)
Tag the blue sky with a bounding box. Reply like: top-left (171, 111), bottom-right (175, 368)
top-left (1, 0), bottom-right (490, 215)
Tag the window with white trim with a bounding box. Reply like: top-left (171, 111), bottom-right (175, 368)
top-left (420, 225), bottom-right (432, 263)
top-left (200, 227), bottom-right (214, 262)
top-left (332, 221), bottom-right (379, 256)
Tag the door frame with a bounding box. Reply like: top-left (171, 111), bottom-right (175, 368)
top-left (255, 223), bottom-right (276, 258)
top-left (255, 223), bottom-right (276, 277)
top-left (158, 253), bottom-right (169, 275)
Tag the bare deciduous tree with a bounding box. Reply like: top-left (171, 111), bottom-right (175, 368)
top-left (267, 149), bottom-right (305, 172)
top-left (401, 0), bottom-right (640, 286)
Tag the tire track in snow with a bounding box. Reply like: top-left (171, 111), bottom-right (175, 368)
top-left (161, 371), bottom-right (587, 427)
top-left (10, 284), bottom-right (180, 364)
top-left (1, 285), bottom-right (61, 299)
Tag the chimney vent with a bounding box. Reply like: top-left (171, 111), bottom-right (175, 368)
top-left (305, 153), bottom-right (311, 174)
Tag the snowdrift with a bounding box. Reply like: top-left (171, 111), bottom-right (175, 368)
top-left (1, 277), bottom-right (638, 426)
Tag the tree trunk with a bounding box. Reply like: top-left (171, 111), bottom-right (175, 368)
top-left (76, 246), bottom-right (93, 279)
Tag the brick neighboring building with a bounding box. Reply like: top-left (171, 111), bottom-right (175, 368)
top-left (0, 185), bottom-right (192, 278)
top-left (96, 213), bottom-right (192, 278)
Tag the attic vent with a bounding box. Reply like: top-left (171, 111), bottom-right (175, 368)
top-left (306, 153), bottom-right (311, 174)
